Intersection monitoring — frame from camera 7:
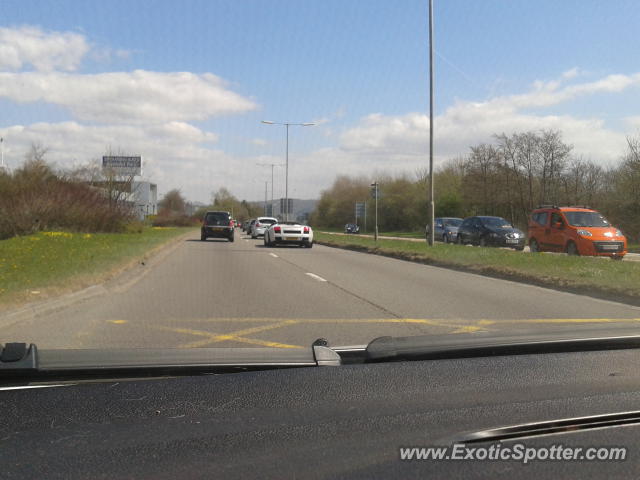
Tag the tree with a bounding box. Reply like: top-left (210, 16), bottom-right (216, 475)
top-left (158, 189), bottom-right (186, 215)
top-left (538, 129), bottom-right (571, 204)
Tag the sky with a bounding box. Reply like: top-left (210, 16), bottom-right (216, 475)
top-left (1, 0), bottom-right (639, 203)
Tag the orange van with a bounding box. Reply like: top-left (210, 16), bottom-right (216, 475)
top-left (528, 206), bottom-right (627, 259)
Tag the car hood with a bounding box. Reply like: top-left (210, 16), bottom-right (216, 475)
top-left (574, 227), bottom-right (622, 237)
top-left (487, 226), bottom-right (524, 236)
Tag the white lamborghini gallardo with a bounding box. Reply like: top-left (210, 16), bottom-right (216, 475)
top-left (264, 222), bottom-right (314, 248)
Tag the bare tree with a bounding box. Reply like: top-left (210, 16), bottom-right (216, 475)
top-left (538, 129), bottom-right (571, 204)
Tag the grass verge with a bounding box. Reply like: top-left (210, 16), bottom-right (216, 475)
top-left (0, 227), bottom-right (196, 307)
top-left (320, 228), bottom-right (423, 239)
top-left (315, 232), bottom-right (640, 305)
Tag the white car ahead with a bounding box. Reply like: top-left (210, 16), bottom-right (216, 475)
top-left (264, 222), bottom-right (314, 248)
top-left (250, 217), bottom-right (278, 238)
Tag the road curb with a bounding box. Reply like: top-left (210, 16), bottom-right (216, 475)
top-left (0, 229), bottom-right (196, 329)
top-left (315, 239), bottom-right (640, 308)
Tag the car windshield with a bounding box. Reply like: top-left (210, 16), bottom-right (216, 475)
top-left (2, 1), bottom-right (640, 373)
top-left (481, 218), bottom-right (512, 228)
top-left (564, 212), bottom-right (610, 227)
top-left (443, 219), bottom-right (462, 227)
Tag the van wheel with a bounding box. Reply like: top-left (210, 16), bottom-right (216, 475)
top-left (566, 242), bottom-right (579, 256)
top-left (530, 239), bottom-right (539, 252)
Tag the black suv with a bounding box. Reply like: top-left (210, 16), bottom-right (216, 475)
top-left (201, 211), bottom-right (234, 242)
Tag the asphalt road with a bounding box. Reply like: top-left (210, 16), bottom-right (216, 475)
top-left (2, 230), bottom-right (640, 349)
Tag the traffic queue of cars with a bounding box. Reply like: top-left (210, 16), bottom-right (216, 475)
top-left (200, 211), bottom-right (314, 248)
top-left (425, 205), bottom-right (627, 259)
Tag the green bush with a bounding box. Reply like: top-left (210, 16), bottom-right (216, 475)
top-left (151, 213), bottom-right (198, 227)
top-left (0, 161), bottom-right (132, 240)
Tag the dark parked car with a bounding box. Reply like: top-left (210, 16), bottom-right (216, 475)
top-left (247, 219), bottom-right (257, 235)
top-left (201, 211), bottom-right (234, 242)
top-left (457, 216), bottom-right (525, 250)
top-left (344, 223), bottom-right (360, 234)
top-left (425, 217), bottom-right (463, 243)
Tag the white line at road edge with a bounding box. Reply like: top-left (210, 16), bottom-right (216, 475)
top-left (305, 273), bottom-right (327, 282)
top-left (269, 253), bottom-right (279, 258)
top-left (0, 385), bottom-right (70, 391)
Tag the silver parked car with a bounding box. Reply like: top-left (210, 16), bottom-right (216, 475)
top-left (426, 217), bottom-right (463, 243)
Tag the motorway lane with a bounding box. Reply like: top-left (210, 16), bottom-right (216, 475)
top-left (1, 230), bottom-right (640, 349)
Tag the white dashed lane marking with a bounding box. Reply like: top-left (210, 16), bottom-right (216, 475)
top-left (269, 253), bottom-right (279, 258)
top-left (305, 273), bottom-right (327, 282)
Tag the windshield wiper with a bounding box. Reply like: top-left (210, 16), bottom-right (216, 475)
top-left (364, 332), bottom-right (640, 362)
top-left (0, 339), bottom-right (341, 381)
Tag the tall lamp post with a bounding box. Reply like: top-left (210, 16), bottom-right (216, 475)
top-left (256, 162), bottom-right (284, 215)
top-left (427, 0), bottom-right (436, 246)
top-left (0, 137), bottom-right (5, 171)
top-left (261, 121), bottom-right (315, 221)
top-left (264, 181), bottom-right (268, 215)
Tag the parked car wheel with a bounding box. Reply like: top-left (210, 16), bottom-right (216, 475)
top-left (228, 235), bottom-right (234, 243)
top-left (566, 241), bottom-right (579, 256)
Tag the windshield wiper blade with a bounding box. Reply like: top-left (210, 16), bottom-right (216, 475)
top-left (364, 333), bottom-right (640, 362)
top-left (0, 339), bottom-right (341, 381)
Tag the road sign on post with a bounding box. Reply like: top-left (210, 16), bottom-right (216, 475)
top-left (355, 202), bottom-right (366, 225)
top-left (370, 182), bottom-right (379, 242)
top-left (279, 198), bottom-right (293, 219)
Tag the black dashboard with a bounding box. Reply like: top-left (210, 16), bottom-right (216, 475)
top-left (2, 346), bottom-right (640, 479)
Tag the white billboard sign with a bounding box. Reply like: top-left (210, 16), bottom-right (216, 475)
top-left (102, 156), bottom-right (142, 176)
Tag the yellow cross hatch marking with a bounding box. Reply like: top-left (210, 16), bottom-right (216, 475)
top-left (156, 320), bottom-right (302, 349)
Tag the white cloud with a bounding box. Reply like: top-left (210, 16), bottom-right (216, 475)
top-left (3, 70), bottom-right (639, 202)
top-left (625, 116), bottom-right (640, 131)
top-left (339, 71), bottom-right (640, 165)
top-left (0, 70), bottom-right (257, 124)
top-left (0, 121), bottom-right (243, 201)
top-left (0, 26), bottom-right (90, 72)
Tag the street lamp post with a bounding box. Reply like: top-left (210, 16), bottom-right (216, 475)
top-left (0, 137), bottom-right (5, 171)
top-left (427, 0), bottom-right (436, 246)
top-left (261, 121), bottom-right (315, 221)
top-left (256, 162), bottom-right (284, 215)
top-left (370, 182), bottom-right (379, 242)
top-left (264, 181), bottom-right (268, 215)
